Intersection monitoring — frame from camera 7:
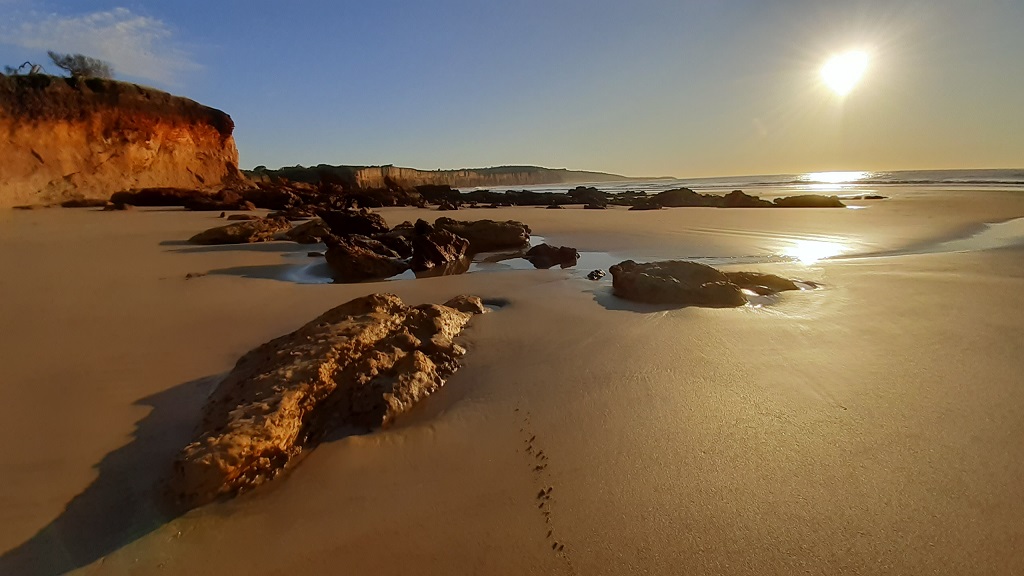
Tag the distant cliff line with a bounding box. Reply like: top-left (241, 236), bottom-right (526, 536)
top-left (245, 164), bottom-right (646, 190)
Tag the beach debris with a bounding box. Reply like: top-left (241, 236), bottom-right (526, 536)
top-left (187, 216), bottom-right (292, 245)
top-left (524, 243), bottom-right (579, 269)
top-left (609, 260), bottom-right (806, 307)
top-left (587, 269), bottom-right (606, 281)
top-left (172, 293), bottom-right (487, 508)
top-left (432, 217), bottom-right (531, 252)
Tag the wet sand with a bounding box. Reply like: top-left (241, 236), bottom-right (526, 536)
top-left (1, 187), bottom-right (1023, 575)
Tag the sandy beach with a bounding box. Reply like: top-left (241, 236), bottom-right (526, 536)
top-left (2, 187), bottom-right (1024, 575)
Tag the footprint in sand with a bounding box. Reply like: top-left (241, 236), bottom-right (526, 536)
top-left (516, 407), bottom-right (574, 569)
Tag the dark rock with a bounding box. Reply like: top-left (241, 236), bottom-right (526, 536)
top-left (268, 207), bottom-right (317, 220)
top-left (226, 214), bottom-right (260, 221)
top-left (433, 217), bottom-right (531, 252)
top-left (567, 186), bottom-right (607, 206)
top-left (110, 187), bottom-right (203, 206)
top-left (373, 231), bottom-right (414, 259)
top-left (102, 202), bottom-right (132, 211)
top-left (845, 194), bottom-right (887, 200)
top-left (171, 293), bottom-right (484, 508)
top-left (651, 187), bottom-right (714, 207)
top-left (414, 257), bottom-right (471, 278)
top-left (307, 251), bottom-right (324, 258)
top-left (411, 229), bottom-right (470, 272)
top-left (587, 269), bottom-right (606, 280)
top-left (524, 243), bottom-right (579, 269)
top-left (324, 237), bottom-right (409, 282)
top-left (773, 195), bottom-right (846, 208)
top-left (628, 201), bottom-right (663, 211)
top-left (437, 200), bottom-right (459, 211)
top-left (188, 217), bottom-right (292, 245)
top-left (545, 204), bottom-right (565, 209)
top-left (320, 209), bottom-right (389, 237)
top-left (722, 190), bottom-right (773, 208)
top-left (584, 203), bottom-right (607, 210)
top-left (609, 260), bottom-right (747, 307)
top-left (184, 189), bottom-right (253, 212)
top-left (241, 187), bottom-right (302, 211)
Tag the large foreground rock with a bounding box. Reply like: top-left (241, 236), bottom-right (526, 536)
top-left (433, 217), bottom-right (531, 252)
top-left (525, 243), bottom-right (579, 269)
top-left (188, 217), bottom-right (292, 244)
top-left (172, 293), bottom-right (486, 508)
top-left (609, 260), bottom-right (808, 307)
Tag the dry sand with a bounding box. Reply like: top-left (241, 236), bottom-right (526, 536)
top-left (1, 188), bottom-right (1023, 575)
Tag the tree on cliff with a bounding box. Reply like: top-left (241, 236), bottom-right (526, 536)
top-left (47, 51), bottom-right (114, 79)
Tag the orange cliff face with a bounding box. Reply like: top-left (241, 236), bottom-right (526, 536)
top-left (0, 75), bottom-right (243, 207)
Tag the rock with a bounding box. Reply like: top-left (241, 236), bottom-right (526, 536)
top-left (608, 260), bottom-right (747, 307)
top-left (171, 293), bottom-right (484, 508)
top-left (324, 237), bottom-right (408, 282)
top-left (437, 200), bottom-right (459, 211)
top-left (724, 271), bottom-right (800, 293)
top-left (414, 257), bottom-right (472, 278)
top-left (307, 251), bottom-right (324, 258)
top-left (109, 187), bottom-right (204, 207)
top-left (524, 243), bottom-right (580, 269)
top-left (651, 187), bottom-right (714, 207)
top-left (545, 204), bottom-right (565, 209)
top-left (267, 207), bottom-right (317, 220)
top-left (567, 186), bottom-right (607, 206)
top-left (845, 194), bottom-right (887, 200)
top-left (226, 214), bottom-right (260, 221)
top-left (12, 203), bottom-right (49, 210)
top-left (188, 217), bottom-right (292, 245)
top-left (443, 295), bottom-right (489, 315)
top-left (773, 195), bottom-right (846, 208)
top-left (584, 203), bottom-right (607, 210)
top-left (373, 231), bottom-right (414, 259)
top-left (184, 189), bottom-right (253, 211)
top-left (320, 209), bottom-right (389, 237)
top-left (60, 197), bottom-right (109, 208)
top-left (722, 190), bottom-right (773, 208)
top-left (628, 201), bottom-right (662, 211)
top-left (102, 202), bottom-right (132, 211)
top-left (411, 229), bottom-right (470, 272)
top-left (241, 187), bottom-right (302, 211)
top-left (285, 218), bottom-right (332, 244)
top-left (587, 269), bottom-right (606, 280)
top-left (433, 217), bottom-right (531, 252)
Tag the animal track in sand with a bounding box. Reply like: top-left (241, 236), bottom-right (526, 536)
top-left (515, 407), bottom-right (574, 571)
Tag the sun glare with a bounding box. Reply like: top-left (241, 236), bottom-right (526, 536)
top-left (821, 51), bottom-right (869, 96)
top-left (782, 240), bottom-right (847, 264)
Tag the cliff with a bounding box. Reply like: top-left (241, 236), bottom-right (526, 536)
top-left (0, 74), bottom-right (242, 207)
top-left (246, 164), bottom-right (634, 189)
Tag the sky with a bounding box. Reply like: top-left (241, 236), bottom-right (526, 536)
top-left (1, 0), bottom-right (1022, 177)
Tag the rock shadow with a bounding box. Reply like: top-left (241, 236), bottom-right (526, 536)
top-left (0, 375), bottom-right (217, 576)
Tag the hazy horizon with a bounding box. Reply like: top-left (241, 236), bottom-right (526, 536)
top-left (2, 0), bottom-right (1022, 177)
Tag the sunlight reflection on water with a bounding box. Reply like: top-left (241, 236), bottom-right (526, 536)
top-left (781, 239), bottom-right (849, 264)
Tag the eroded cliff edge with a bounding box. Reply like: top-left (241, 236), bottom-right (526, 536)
top-left (0, 75), bottom-right (243, 207)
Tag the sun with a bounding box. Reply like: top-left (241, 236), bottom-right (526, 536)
top-left (821, 50), bottom-right (869, 96)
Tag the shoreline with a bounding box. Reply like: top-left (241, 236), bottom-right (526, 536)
top-left (1, 185), bottom-right (1023, 575)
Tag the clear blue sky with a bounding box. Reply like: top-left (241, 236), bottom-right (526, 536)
top-left (2, 0), bottom-right (1022, 176)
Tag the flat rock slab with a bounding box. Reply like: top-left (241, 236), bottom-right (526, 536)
top-left (188, 217), bottom-right (292, 244)
top-left (172, 293), bottom-right (486, 508)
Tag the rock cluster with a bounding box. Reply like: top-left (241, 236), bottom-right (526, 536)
top-left (609, 260), bottom-right (807, 307)
top-left (172, 293), bottom-right (487, 508)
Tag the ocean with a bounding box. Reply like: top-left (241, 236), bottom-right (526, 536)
top-left (461, 168), bottom-right (1024, 197)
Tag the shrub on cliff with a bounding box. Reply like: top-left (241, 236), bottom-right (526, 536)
top-left (47, 51), bottom-right (114, 79)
